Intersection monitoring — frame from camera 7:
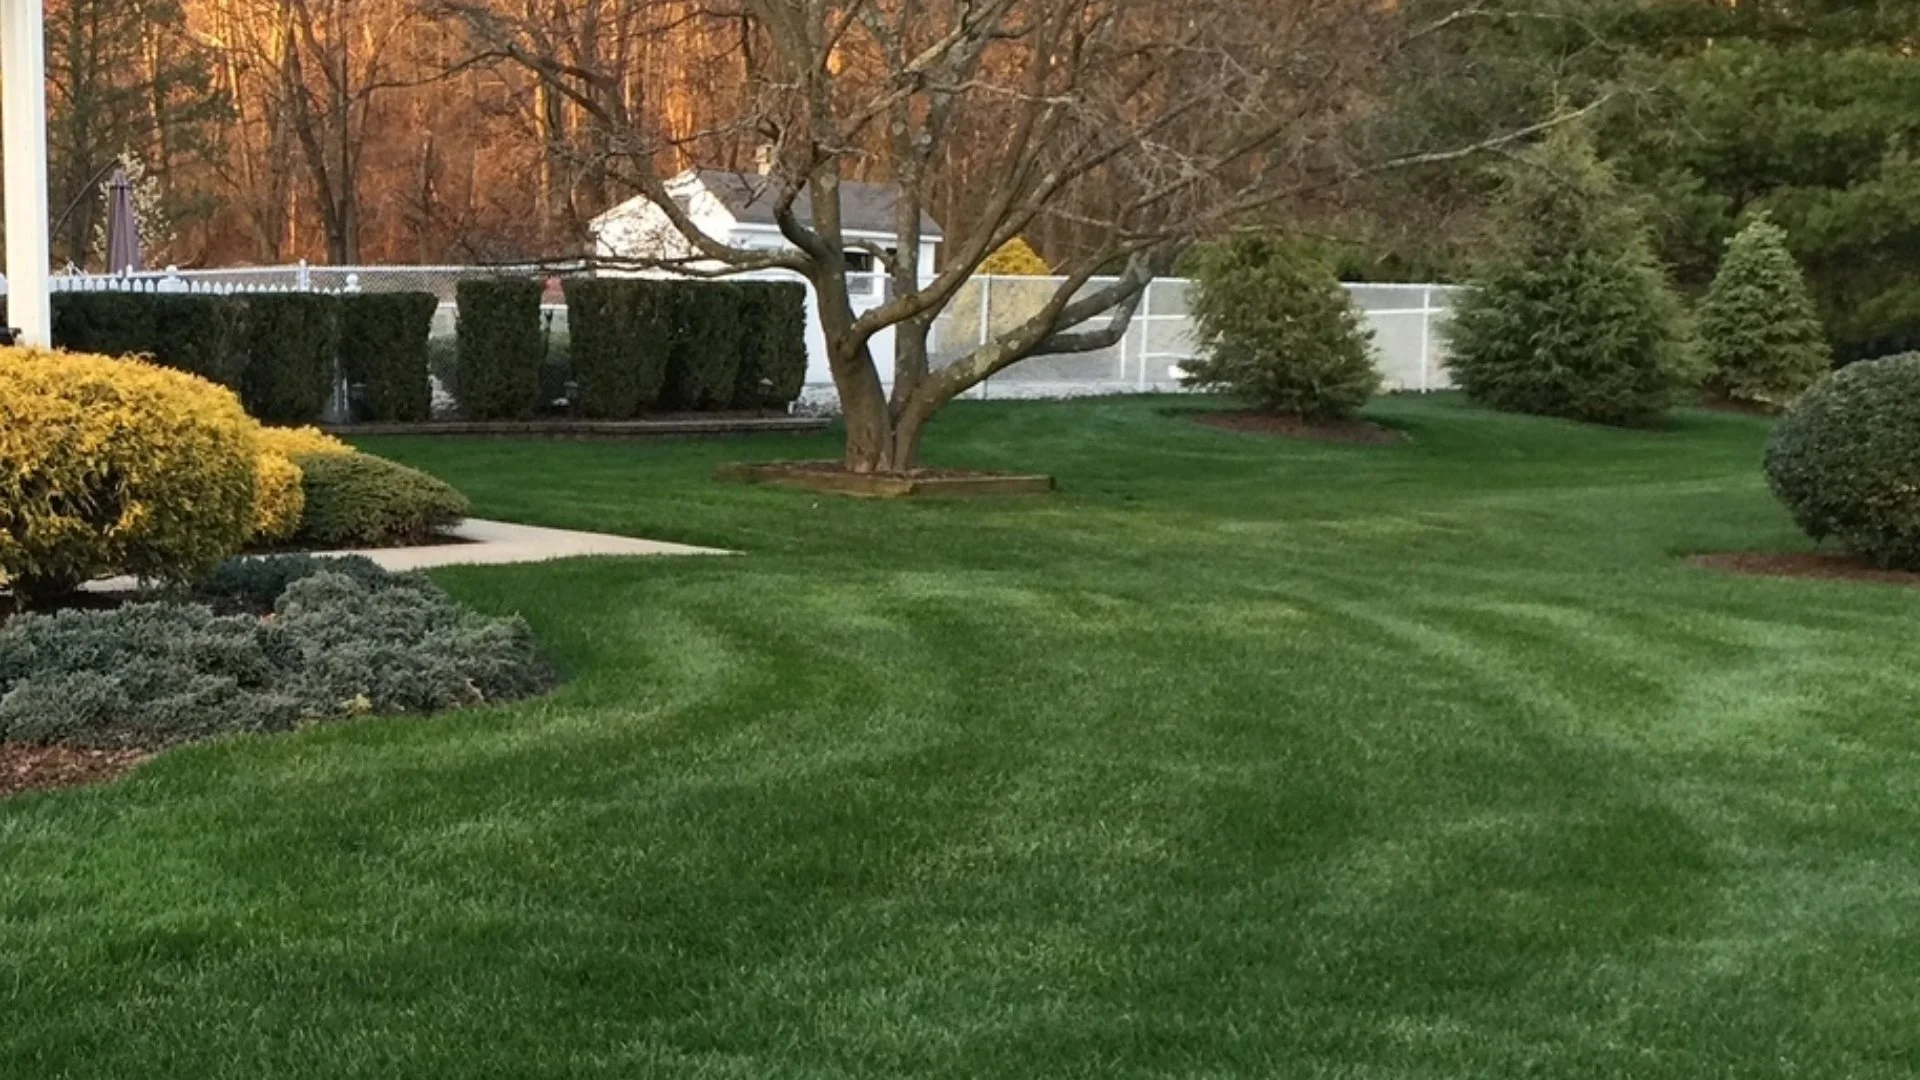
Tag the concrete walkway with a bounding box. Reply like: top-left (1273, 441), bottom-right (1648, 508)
top-left (79, 519), bottom-right (726, 594)
top-left (353, 518), bottom-right (728, 571)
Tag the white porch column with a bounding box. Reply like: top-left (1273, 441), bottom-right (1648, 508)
top-left (2, 0), bottom-right (49, 346)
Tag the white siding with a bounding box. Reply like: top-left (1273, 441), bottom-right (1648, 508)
top-left (591, 177), bottom-right (738, 264)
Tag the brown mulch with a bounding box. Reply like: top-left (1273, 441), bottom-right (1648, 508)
top-left (1696, 396), bottom-right (1784, 417)
top-left (1688, 552), bottom-right (1920, 590)
top-left (0, 743), bottom-right (151, 800)
top-left (1188, 410), bottom-right (1406, 445)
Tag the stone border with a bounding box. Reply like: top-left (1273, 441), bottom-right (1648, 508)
top-left (324, 417), bottom-right (830, 439)
top-left (716, 462), bottom-right (1056, 498)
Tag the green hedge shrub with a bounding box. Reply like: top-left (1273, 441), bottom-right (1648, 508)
top-left (340, 291), bottom-right (437, 422)
top-left (457, 278), bottom-right (544, 419)
top-left (240, 292), bottom-right (342, 423)
top-left (1182, 235), bottom-right (1381, 419)
top-left (563, 279), bottom-right (671, 417)
top-left (1698, 216), bottom-right (1831, 409)
top-left (151, 295), bottom-right (251, 389)
top-left (292, 452), bottom-right (471, 548)
top-left (51, 292), bottom-right (251, 389)
top-left (1444, 128), bottom-right (1699, 426)
top-left (0, 570), bottom-right (550, 749)
top-left (733, 282), bottom-right (809, 409)
top-left (50, 291), bottom-right (155, 359)
top-left (1765, 354), bottom-right (1920, 569)
top-left (662, 281), bottom-right (746, 410)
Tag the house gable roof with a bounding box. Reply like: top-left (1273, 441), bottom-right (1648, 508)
top-left (692, 169), bottom-right (943, 240)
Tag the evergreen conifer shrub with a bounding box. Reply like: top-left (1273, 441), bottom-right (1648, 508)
top-left (240, 293), bottom-right (342, 423)
top-left (456, 278), bottom-right (545, 419)
top-left (1698, 215), bottom-right (1831, 408)
top-left (1181, 235), bottom-right (1381, 419)
top-left (1445, 128), bottom-right (1698, 426)
top-left (340, 291), bottom-right (438, 422)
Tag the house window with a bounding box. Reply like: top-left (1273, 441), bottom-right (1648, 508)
top-left (844, 250), bottom-right (883, 299)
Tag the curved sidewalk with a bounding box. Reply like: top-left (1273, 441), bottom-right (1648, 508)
top-left (74, 519), bottom-right (728, 595)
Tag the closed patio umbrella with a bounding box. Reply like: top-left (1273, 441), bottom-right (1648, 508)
top-left (105, 166), bottom-right (141, 274)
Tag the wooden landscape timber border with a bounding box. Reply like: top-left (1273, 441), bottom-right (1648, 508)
top-left (715, 461), bottom-right (1057, 498)
top-left (324, 416), bottom-right (831, 439)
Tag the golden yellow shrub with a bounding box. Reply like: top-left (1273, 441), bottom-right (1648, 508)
top-left (256, 425), bottom-right (353, 460)
top-left (980, 238), bottom-right (1051, 276)
top-left (250, 451), bottom-right (307, 544)
top-left (0, 348), bottom-right (258, 602)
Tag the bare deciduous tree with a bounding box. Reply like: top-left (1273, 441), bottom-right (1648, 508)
top-left (451, 0), bottom-right (1558, 471)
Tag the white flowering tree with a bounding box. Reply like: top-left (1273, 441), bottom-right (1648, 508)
top-left (90, 152), bottom-right (174, 271)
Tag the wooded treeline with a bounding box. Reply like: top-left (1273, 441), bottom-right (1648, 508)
top-left (31, 0), bottom-right (1920, 354)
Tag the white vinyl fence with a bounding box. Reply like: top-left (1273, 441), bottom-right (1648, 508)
top-left (925, 276), bottom-right (1459, 399)
top-left (49, 263), bottom-right (1461, 404)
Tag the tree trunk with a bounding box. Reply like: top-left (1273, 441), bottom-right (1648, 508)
top-left (835, 342), bottom-right (898, 473)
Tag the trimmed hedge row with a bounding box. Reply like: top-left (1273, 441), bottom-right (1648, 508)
top-left (341, 292), bottom-right (437, 422)
top-left (51, 292), bottom-right (251, 390)
top-left (241, 293), bottom-right (341, 423)
top-left (456, 278), bottom-right (545, 420)
top-left (736, 283), bottom-right (810, 409)
top-left (45, 275), bottom-right (807, 424)
top-left (561, 278), bottom-right (668, 418)
top-left (558, 278), bottom-right (807, 418)
top-left (50, 290), bottom-right (438, 425)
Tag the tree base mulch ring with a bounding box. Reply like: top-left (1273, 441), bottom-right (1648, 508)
top-left (1, 744), bottom-right (150, 800)
top-left (1186, 410), bottom-right (1406, 445)
top-left (1689, 552), bottom-right (1920, 590)
top-left (717, 461), bottom-right (1056, 498)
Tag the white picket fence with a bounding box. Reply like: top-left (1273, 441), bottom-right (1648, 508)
top-left (48, 263), bottom-right (1461, 402)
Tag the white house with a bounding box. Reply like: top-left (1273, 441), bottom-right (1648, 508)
top-left (588, 169), bottom-right (943, 299)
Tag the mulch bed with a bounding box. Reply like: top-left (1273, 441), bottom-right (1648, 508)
top-left (1696, 396), bottom-right (1784, 417)
top-left (0, 743), bottom-right (150, 800)
top-left (245, 531), bottom-right (474, 554)
top-left (1187, 410), bottom-right (1406, 445)
top-left (1688, 552), bottom-right (1920, 590)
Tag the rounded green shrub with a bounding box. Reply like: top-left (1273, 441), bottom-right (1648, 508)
top-left (1181, 234), bottom-right (1380, 419)
top-left (1444, 128), bottom-right (1698, 426)
top-left (1765, 353), bottom-right (1920, 569)
top-left (0, 348), bottom-right (258, 604)
top-left (1699, 215), bottom-right (1829, 409)
top-left (292, 453), bottom-right (471, 548)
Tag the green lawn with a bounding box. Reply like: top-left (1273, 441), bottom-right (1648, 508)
top-left (6, 395), bottom-right (1920, 1079)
